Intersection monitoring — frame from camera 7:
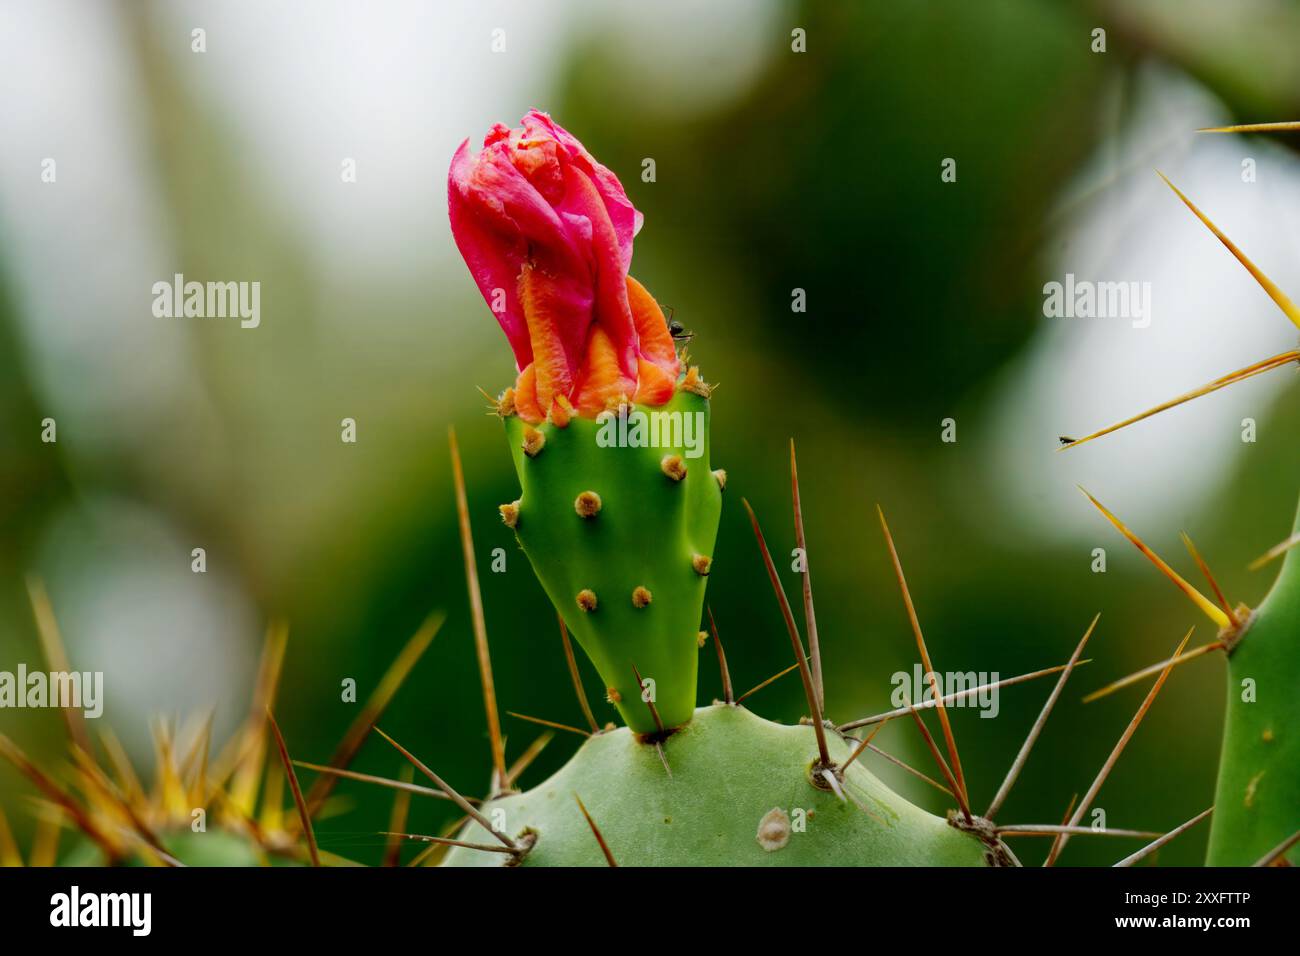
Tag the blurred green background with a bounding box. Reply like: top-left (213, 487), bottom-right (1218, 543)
top-left (2, 0), bottom-right (1299, 866)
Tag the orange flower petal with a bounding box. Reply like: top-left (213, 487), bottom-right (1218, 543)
top-left (573, 326), bottom-right (635, 417)
top-left (633, 358), bottom-right (676, 406)
top-left (517, 262), bottom-right (576, 412)
top-left (513, 363), bottom-right (545, 423)
top-left (626, 275), bottom-right (678, 370)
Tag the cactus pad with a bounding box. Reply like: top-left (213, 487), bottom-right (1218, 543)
top-left (502, 390), bottom-right (722, 733)
top-left (1207, 496), bottom-right (1300, 865)
top-left (444, 704), bottom-right (996, 866)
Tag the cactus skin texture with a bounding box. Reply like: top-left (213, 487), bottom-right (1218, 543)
top-left (502, 389), bottom-right (721, 733)
top-left (444, 704), bottom-right (994, 866)
top-left (1207, 494), bottom-right (1300, 865)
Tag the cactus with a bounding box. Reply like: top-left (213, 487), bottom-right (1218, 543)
top-left (1061, 130), bottom-right (1300, 866)
top-left (7, 112), bottom-right (1297, 870)
top-left (1209, 496), bottom-right (1300, 864)
top-left (0, 604), bottom-right (440, 868)
top-left (1078, 488), bottom-right (1300, 867)
top-left (438, 111), bottom-right (1010, 866)
top-left (0, 616), bottom-right (310, 867)
top-left (422, 110), bottom-right (1221, 869)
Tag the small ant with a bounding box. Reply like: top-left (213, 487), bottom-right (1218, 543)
top-left (665, 306), bottom-right (694, 346)
top-left (1058, 436), bottom-right (1076, 446)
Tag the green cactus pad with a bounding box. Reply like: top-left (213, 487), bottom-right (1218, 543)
top-left (1206, 494), bottom-right (1300, 866)
top-left (502, 390), bottom-right (722, 733)
top-left (60, 828), bottom-right (277, 867)
top-left (443, 703), bottom-right (995, 866)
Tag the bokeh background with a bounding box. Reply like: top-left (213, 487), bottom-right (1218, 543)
top-left (2, 0), bottom-right (1299, 866)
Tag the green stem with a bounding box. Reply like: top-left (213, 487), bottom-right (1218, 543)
top-left (502, 391), bottom-right (721, 733)
top-left (1206, 492), bottom-right (1300, 865)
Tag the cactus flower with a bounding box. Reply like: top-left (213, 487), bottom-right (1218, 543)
top-left (448, 110), bottom-right (679, 422)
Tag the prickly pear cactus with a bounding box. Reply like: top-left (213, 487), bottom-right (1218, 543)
top-left (444, 705), bottom-right (991, 866)
top-left (16, 111), bottom-right (1297, 870)
top-left (1207, 497), bottom-right (1300, 865)
top-left (500, 390), bottom-right (722, 733)
top-left (435, 110), bottom-right (1028, 868)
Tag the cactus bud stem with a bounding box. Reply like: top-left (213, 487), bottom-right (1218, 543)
top-left (503, 390), bottom-right (720, 734)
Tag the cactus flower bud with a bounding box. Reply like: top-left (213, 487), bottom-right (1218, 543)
top-left (448, 110), bottom-right (678, 422)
